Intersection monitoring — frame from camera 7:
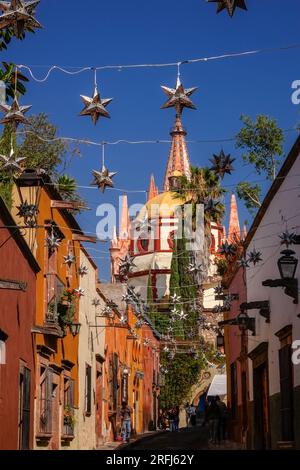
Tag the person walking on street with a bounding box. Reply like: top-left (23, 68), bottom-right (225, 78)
top-left (207, 397), bottom-right (221, 445)
top-left (185, 403), bottom-right (191, 428)
top-left (121, 401), bottom-right (132, 443)
top-left (168, 408), bottom-right (176, 432)
top-left (174, 406), bottom-right (180, 431)
top-left (190, 403), bottom-right (197, 426)
top-left (216, 396), bottom-right (228, 441)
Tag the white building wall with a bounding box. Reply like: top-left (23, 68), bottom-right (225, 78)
top-left (246, 153), bottom-right (300, 399)
top-left (75, 249), bottom-right (106, 449)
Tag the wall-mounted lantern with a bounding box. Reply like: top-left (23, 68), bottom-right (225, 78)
top-left (69, 322), bottom-right (81, 336)
top-left (262, 249), bottom-right (298, 304)
top-left (216, 332), bottom-right (225, 348)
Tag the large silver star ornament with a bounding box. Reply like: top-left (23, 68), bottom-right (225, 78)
top-left (63, 254), bottom-right (76, 267)
top-left (91, 165), bottom-right (117, 193)
top-left (80, 85), bottom-right (112, 125)
top-left (0, 0), bottom-right (43, 38)
top-left (161, 77), bottom-right (197, 114)
top-left (0, 145), bottom-right (25, 173)
top-left (0, 96), bottom-right (31, 126)
top-left (45, 233), bottom-right (61, 251)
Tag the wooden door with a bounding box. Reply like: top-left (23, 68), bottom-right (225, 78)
top-left (253, 363), bottom-right (270, 449)
top-left (19, 367), bottom-right (31, 450)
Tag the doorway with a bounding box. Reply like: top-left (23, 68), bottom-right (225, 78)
top-left (253, 361), bottom-right (270, 449)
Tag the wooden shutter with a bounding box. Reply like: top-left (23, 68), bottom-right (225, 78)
top-left (279, 345), bottom-right (294, 441)
top-left (85, 365), bottom-right (92, 415)
top-left (20, 367), bottom-right (31, 450)
top-left (45, 368), bottom-right (53, 433)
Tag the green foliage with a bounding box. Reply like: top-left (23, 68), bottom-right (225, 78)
top-left (159, 353), bottom-right (204, 409)
top-left (147, 271), bottom-right (167, 333)
top-left (0, 124), bottom-right (16, 207)
top-left (18, 113), bottom-right (66, 173)
top-left (214, 258), bottom-right (229, 277)
top-left (0, 62), bottom-right (29, 98)
top-left (236, 181), bottom-right (261, 214)
top-left (57, 174), bottom-right (77, 198)
top-left (236, 114), bottom-right (284, 181)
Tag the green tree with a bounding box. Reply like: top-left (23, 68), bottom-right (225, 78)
top-left (236, 181), bottom-right (261, 214)
top-left (236, 114), bottom-right (284, 181)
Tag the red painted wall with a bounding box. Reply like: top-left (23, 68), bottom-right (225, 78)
top-left (142, 326), bottom-right (160, 432)
top-left (0, 218), bottom-right (37, 450)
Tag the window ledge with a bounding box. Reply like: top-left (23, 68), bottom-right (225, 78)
top-left (61, 434), bottom-right (75, 442)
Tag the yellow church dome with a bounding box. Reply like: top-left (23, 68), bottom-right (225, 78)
top-left (138, 191), bottom-right (186, 220)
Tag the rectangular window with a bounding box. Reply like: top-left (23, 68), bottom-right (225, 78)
top-left (0, 339), bottom-right (6, 364)
top-left (85, 364), bottom-right (92, 416)
top-left (39, 366), bottom-right (52, 434)
top-left (279, 345), bottom-right (294, 441)
top-left (63, 377), bottom-right (75, 436)
top-left (18, 366), bottom-right (31, 450)
top-left (230, 362), bottom-right (238, 420)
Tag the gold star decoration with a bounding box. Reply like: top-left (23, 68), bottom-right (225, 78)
top-left (0, 0), bottom-right (42, 38)
top-left (0, 96), bottom-right (31, 126)
top-left (80, 85), bottom-right (113, 125)
top-left (207, 0), bottom-right (247, 17)
top-left (161, 77), bottom-right (197, 114)
top-left (90, 165), bottom-right (117, 193)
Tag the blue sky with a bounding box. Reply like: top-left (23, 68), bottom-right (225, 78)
top-left (3, 0), bottom-right (300, 280)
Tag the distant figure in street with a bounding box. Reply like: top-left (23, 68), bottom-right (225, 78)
top-left (168, 408), bottom-right (176, 432)
top-left (185, 403), bottom-right (191, 428)
top-left (121, 401), bottom-right (132, 443)
top-left (216, 396), bottom-right (228, 441)
top-left (190, 404), bottom-right (197, 426)
top-left (202, 398), bottom-right (210, 427)
top-left (207, 397), bottom-right (221, 445)
top-left (174, 406), bottom-right (180, 431)
top-left (158, 409), bottom-right (164, 430)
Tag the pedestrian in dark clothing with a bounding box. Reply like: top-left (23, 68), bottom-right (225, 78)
top-left (190, 404), bottom-right (197, 426)
top-left (168, 408), bottom-right (176, 432)
top-left (174, 406), bottom-right (180, 431)
top-left (216, 396), bottom-right (228, 441)
top-left (207, 398), bottom-right (221, 444)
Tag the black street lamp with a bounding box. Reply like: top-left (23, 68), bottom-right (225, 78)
top-left (278, 250), bottom-right (298, 280)
top-left (263, 249), bottom-right (298, 304)
top-left (216, 332), bottom-right (225, 348)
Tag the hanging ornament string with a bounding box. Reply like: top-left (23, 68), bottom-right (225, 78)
top-left (16, 43), bottom-right (300, 82)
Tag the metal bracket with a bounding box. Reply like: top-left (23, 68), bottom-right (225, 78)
top-left (240, 301), bottom-right (271, 323)
top-left (262, 279), bottom-right (298, 305)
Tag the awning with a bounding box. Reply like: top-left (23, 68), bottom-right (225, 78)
top-left (207, 374), bottom-right (227, 397)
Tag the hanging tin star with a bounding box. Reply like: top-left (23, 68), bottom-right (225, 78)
top-left (91, 165), bottom-right (117, 193)
top-left (119, 254), bottom-right (136, 275)
top-left (75, 287), bottom-right (85, 297)
top-left (0, 0), bottom-right (43, 38)
top-left (219, 241), bottom-right (237, 258)
top-left (213, 304), bottom-right (223, 314)
top-left (170, 316), bottom-right (177, 324)
top-left (210, 149), bottom-right (235, 179)
top-left (177, 310), bottom-right (188, 321)
top-left (0, 96), bottom-right (31, 126)
top-left (168, 350), bottom-right (176, 360)
top-left (92, 297), bottom-right (100, 307)
top-left (204, 197), bottom-right (220, 213)
top-left (45, 233), bottom-right (61, 251)
top-left (161, 77), bottom-right (197, 115)
top-left (214, 284), bottom-right (224, 295)
top-left (63, 254), bottom-right (76, 267)
top-left (122, 292), bottom-right (132, 304)
top-left (170, 307), bottom-right (178, 316)
top-left (135, 319), bottom-right (144, 329)
top-left (248, 249), bottom-right (263, 266)
top-left (16, 200), bottom-right (38, 227)
top-left (279, 230), bottom-right (297, 247)
top-left (167, 326), bottom-right (174, 333)
top-left (143, 338), bottom-right (150, 347)
top-left (170, 293), bottom-right (181, 304)
top-left (163, 346), bottom-right (170, 353)
top-left (80, 85), bottom-right (112, 125)
top-left (102, 305), bottom-right (114, 318)
top-left (0, 145), bottom-right (25, 173)
top-left (237, 256), bottom-right (250, 269)
top-left (208, 0), bottom-right (247, 17)
top-left (188, 261), bottom-right (203, 275)
top-left (78, 264), bottom-right (88, 276)
top-left (120, 315), bottom-right (128, 326)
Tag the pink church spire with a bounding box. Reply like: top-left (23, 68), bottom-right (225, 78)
top-left (148, 174), bottom-right (158, 201)
top-left (119, 194), bottom-right (130, 240)
top-left (163, 113), bottom-right (191, 192)
top-left (228, 193), bottom-right (241, 243)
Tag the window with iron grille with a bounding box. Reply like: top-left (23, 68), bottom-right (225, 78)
top-left (85, 364), bottom-right (92, 416)
top-left (63, 377), bottom-right (75, 436)
top-left (39, 367), bottom-right (52, 434)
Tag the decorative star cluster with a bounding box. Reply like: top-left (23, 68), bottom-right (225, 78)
top-left (45, 232), bottom-right (61, 251)
top-left (210, 149), bottom-right (235, 179)
top-left (16, 200), bottom-right (38, 227)
top-left (90, 165), bottom-right (117, 193)
top-left (119, 254), bottom-right (136, 277)
top-left (161, 77), bottom-right (197, 115)
top-left (208, 0), bottom-right (247, 17)
top-left (0, 0), bottom-right (43, 38)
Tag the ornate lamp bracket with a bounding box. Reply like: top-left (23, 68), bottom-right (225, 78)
top-left (239, 301), bottom-right (271, 323)
top-left (262, 279), bottom-right (298, 305)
